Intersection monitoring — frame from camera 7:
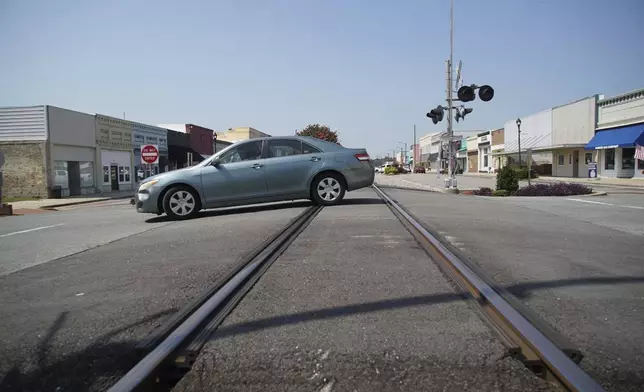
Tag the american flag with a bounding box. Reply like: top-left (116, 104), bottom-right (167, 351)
top-left (636, 143), bottom-right (644, 161)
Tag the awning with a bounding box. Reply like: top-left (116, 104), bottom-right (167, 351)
top-left (585, 123), bottom-right (644, 150)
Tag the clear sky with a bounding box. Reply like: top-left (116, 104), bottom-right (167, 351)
top-left (1, 0), bottom-right (643, 157)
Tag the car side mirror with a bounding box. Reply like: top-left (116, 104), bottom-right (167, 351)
top-left (211, 158), bottom-right (221, 166)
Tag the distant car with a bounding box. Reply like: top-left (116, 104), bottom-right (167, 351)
top-left (134, 136), bottom-right (375, 219)
top-left (414, 166), bottom-right (426, 173)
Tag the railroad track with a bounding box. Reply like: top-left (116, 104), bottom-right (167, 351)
top-left (108, 187), bottom-right (606, 392)
top-left (372, 185), bottom-right (606, 392)
top-left (108, 205), bottom-right (323, 392)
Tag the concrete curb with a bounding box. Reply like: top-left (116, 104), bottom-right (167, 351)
top-left (39, 195), bottom-right (132, 209)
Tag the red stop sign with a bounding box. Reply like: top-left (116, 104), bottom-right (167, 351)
top-left (141, 145), bottom-right (159, 164)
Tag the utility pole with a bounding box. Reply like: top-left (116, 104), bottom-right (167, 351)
top-left (446, 0), bottom-right (455, 188)
top-left (413, 124), bottom-right (417, 171)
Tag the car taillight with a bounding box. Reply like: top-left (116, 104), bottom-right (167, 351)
top-left (355, 153), bottom-right (370, 161)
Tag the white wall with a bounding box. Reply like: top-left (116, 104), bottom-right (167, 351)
top-left (47, 106), bottom-right (96, 147)
top-left (53, 145), bottom-right (95, 162)
top-left (597, 89), bottom-right (644, 129)
top-left (552, 96), bottom-right (597, 145)
top-left (504, 109), bottom-right (553, 153)
top-left (0, 106), bottom-right (47, 141)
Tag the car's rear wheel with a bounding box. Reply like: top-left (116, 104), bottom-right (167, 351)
top-left (162, 186), bottom-right (200, 220)
top-left (311, 173), bottom-right (346, 206)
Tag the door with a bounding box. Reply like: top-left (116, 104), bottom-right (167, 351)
top-left (573, 150), bottom-right (579, 177)
top-left (110, 165), bottom-right (119, 191)
top-left (263, 139), bottom-right (325, 197)
top-left (68, 161), bottom-right (81, 196)
top-left (200, 140), bottom-right (267, 205)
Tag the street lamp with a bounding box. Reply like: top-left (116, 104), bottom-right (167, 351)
top-left (516, 118), bottom-right (522, 168)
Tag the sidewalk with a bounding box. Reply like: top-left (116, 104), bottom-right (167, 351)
top-left (375, 172), bottom-right (644, 193)
top-left (6, 190), bottom-right (133, 211)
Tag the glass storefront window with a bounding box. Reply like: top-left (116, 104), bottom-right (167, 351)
top-left (54, 161), bottom-right (69, 188)
top-left (604, 149), bottom-right (615, 170)
top-left (622, 148), bottom-right (635, 170)
top-left (80, 161), bottom-right (94, 187)
top-left (103, 166), bottom-right (110, 183)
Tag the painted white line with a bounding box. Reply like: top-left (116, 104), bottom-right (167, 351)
top-left (566, 198), bottom-right (644, 210)
top-left (566, 198), bottom-right (613, 206)
top-left (0, 224), bottom-right (64, 238)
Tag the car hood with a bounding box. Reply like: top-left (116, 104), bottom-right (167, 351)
top-left (141, 166), bottom-right (197, 184)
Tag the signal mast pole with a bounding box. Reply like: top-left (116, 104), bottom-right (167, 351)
top-left (446, 0), bottom-right (455, 188)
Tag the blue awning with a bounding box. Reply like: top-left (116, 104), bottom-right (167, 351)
top-left (585, 123), bottom-right (644, 150)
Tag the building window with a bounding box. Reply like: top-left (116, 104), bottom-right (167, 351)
top-left (80, 162), bottom-right (94, 187)
top-left (103, 166), bottom-right (110, 183)
top-left (483, 148), bottom-right (489, 167)
top-left (558, 155), bottom-right (565, 165)
top-left (604, 149), bottom-right (615, 170)
top-left (622, 148), bottom-right (635, 169)
top-left (568, 154), bottom-right (572, 164)
top-left (54, 161), bottom-right (69, 188)
top-left (585, 153), bottom-right (593, 164)
top-left (118, 166), bottom-right (131, 183)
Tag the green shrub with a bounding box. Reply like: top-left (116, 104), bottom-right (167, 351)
top-left (492, 190), bottom-right (509, 197)
top-left (496, 166), bottom-right (519, 193)
top-left (384, 166), bottom-right (398, 175)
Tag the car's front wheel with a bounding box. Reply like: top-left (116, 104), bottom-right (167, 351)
top-left (162, 186), bottom-right (200, 220)
top-left (311, 173), bottom-right (346, 206)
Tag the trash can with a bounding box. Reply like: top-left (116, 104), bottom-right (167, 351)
top-left (51, 186), bottom-right (62, 199)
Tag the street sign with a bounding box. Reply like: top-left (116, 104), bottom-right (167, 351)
top-left (141, 144), bottom-right (159, 164)
top-left (588, 162), bottom-right (597, 178)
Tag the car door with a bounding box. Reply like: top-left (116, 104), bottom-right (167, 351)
top-left (263, 138), bottom-right (326, 197)
top-left (200, 140), bottom-right (267, 206)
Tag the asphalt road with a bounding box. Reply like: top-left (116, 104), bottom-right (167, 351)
top-left (0, 200), bottom-right (311, 391)
top-left (173, 190), bottom-right (553, 392)
top-left (382, 188), bottom-right (644, 392)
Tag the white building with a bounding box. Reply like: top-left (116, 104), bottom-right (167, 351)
top-left (586, 89), bottom-right (644, 179)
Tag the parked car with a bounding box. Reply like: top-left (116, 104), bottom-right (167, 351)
top-left (414, 166), bottom-right (426, 173)
top-left (134, 136), bottom-right (375, 219)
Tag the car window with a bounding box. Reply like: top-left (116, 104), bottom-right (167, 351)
top-left (219, 140), bottom-right (263, 163)
top-left (302, 142), bottom-right (321, 154)
top-left (267, 139), bottom-right (302, 158)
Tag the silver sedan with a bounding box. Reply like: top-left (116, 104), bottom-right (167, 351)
top-left (134, 136), bottom-right (375, 219)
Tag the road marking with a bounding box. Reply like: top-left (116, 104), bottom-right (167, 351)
top-left (0, 224), bottom-right (64, 238)
top-left (566, 198), bottom-right (644, 210)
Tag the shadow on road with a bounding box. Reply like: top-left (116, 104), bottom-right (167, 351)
top-left (3, 273), bottom-right (643, 391)
top-left (145, 200), bottom-right (314, 223)
top-left (144, 197), bottom-right (384, 223)
top-left (0, 308), bottom-right (176, 392)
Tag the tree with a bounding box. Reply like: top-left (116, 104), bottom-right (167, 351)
top-left (296, 124), bottom-right (340, 145)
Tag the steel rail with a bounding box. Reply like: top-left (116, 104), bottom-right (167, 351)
top-left (372, 185), bottom-right (605, 392)
top-left (108, 205), bottom-right (323, 392)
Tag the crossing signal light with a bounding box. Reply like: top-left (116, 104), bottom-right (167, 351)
top-left (455, 107), bottom-right (473, 123)
top-left (457, 85), bottom-right (476, 102)
top-left (478, 85), bottom-right (494, 102)
top-left (426, 105), bottom-right (445, 124)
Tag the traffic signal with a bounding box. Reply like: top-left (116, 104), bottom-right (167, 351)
top-left (426, 105), bottom-right (445, 124)
top-left (457, 85), bottom-right (476, 102)
top-left (478, 85), bottom-right (494, 102)
top-left (454, 107), bottom-right (473, 123)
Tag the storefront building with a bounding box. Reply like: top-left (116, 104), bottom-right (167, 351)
top-left (215, 127), bottom-right (270, 143)
top-left (0, 105), bottom-right (98, 198)
top-left (132, 122), bottom-right (168, 182)
top-left (466, 136), bottom-right (478, 173)
top-left (549, 95), bottom-right (601, 178)
top-left (95, 115), bottom-right (134, 193)
top-left (585, 89), bottom-right (644, 179)
top-left (158, 123), bottom-right (214, 158)
top-left (49, 106), bottom-right (97, 196)
top-left (418, 133), bottom-right (433, 168)
top-left (503, 108), bottom-right (553, 174)
top-left (490, 128), bottom-right (505, 171)
top-left (477, 131), bottom-right (492, 173)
